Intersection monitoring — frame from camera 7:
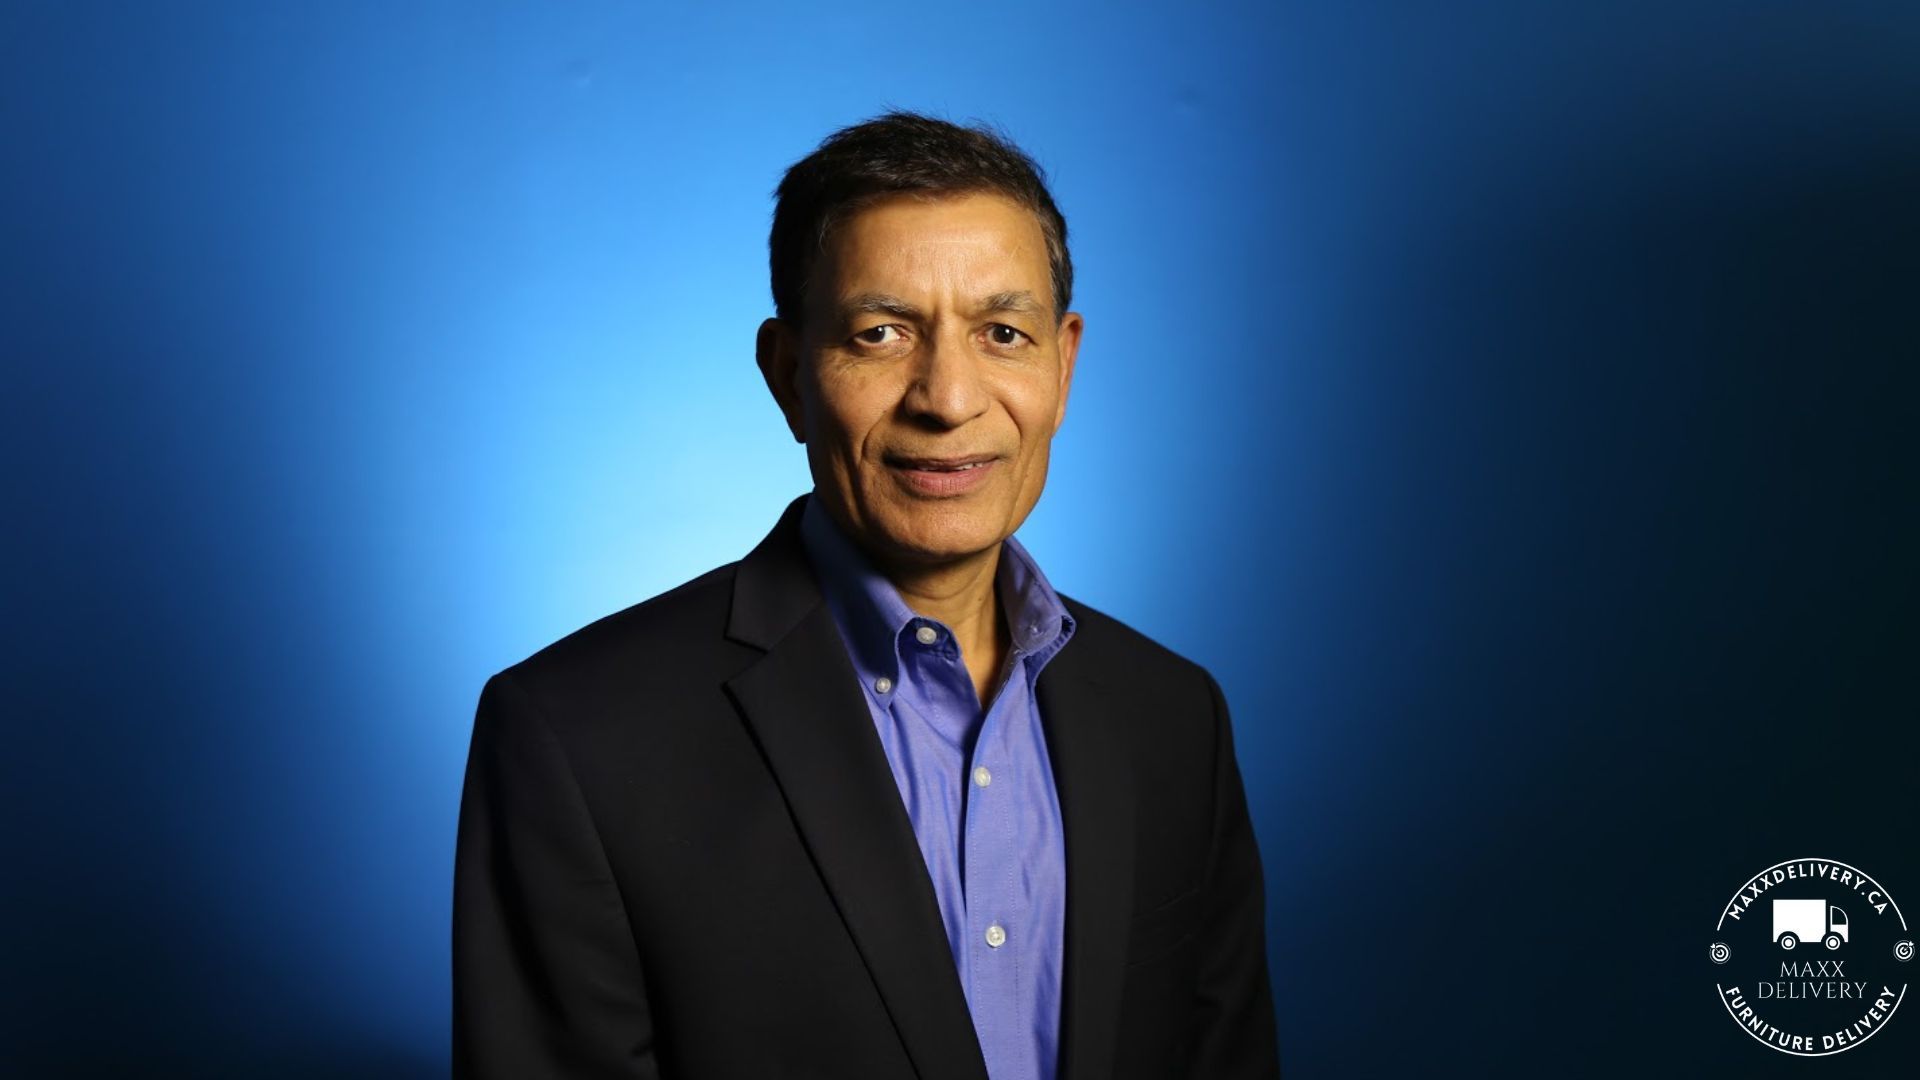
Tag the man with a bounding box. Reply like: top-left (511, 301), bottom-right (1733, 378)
top-left (453, 110), bottom-right (1281, 1079)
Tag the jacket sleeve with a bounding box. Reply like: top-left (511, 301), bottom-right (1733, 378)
top-left (1185, 668), bottom-right (1282, 1077)
top-left (453, 670), bottom-right (663, 1079)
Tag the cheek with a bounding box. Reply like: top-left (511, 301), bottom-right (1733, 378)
top-left (1005, 383), bottom-right (1062, 443)
top-left (810, 375), bottom-right (894, 457)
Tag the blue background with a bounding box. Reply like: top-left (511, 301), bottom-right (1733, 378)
top-left (4, 2), bottom-right (1916, 1076)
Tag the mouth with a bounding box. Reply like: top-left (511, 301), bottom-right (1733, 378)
top-left (885, 452), bottom-right (1001, 496)
top-left (885, 452), bottom-right (1000, 472)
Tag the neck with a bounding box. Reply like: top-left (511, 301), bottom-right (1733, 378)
top-left (881, 542), bottom-right (998, 635)
top-left (874, 542), bottom-right (1013, 707)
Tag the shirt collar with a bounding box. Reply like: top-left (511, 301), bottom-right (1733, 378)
top-left (797, 490), bottom-right (1076, 693)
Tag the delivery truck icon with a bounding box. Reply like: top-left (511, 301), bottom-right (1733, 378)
top-left (1772, 898), bottom-right (1849, 951)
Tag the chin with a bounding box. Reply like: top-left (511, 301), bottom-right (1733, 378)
top-left (876, 504), bottom-right (1007, 561)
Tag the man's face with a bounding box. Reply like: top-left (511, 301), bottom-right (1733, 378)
top-left (759, 191), bottom-right (1082, 568)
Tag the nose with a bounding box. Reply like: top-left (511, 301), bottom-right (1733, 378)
top-left (901, 322), bottom-right (990, 428)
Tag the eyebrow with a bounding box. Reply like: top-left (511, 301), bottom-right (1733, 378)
top-left (840, 289), bottom-right (1047, 321)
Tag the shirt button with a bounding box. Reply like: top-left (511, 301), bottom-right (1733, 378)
top-left (973, 765), bottom-right (992, 787)
top-left (873, 676), bottom-right (892, 694)
top-left (915, 625), bottom-right (938, 645)
top-left (985, 924), bottom-right (1007, 948)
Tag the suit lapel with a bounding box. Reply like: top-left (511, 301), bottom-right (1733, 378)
top-left (1036, 630), bottom-right (1135, 1080)
top-left (721, 493), bottom-right (1136, 1080)
top-left (724, 495), bottom-right (989, 1080)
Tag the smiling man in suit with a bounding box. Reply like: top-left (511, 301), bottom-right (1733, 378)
top-left (453, 110), bottom-right (1281, 1079)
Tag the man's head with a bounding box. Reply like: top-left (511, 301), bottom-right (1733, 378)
top-left (757, 111), bottom-right (1083, 570)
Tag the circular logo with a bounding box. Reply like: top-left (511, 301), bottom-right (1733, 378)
top-left (1711, 857), bottom-right (1909, 1056)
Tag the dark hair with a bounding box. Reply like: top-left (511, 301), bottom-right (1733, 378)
top-left (768, 109), bottom-right (1073, 331)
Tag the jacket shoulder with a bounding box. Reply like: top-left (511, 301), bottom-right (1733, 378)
top-left (493, 560), bottom-right (749, 708)
top-left (1056, 592), bottom-right (1215, 693)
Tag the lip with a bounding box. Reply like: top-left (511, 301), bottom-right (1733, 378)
top-left (887, 452), bottom-right (1000, 468)
top-left (886, 453), bottom-right (1000, 497)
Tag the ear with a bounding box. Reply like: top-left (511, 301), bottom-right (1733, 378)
top-left (1051, 310), bottom-right (1083, 434)
top-left (756, 317), bottom-right (806, 443)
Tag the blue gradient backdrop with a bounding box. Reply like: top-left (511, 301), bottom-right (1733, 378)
top-left (5, 3), bottom-right (1916, 1076)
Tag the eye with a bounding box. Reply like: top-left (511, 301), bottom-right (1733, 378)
top-left (986, 323), bottom-right (1029, 346)
top-left (852, 325), bottom-right (903, 347)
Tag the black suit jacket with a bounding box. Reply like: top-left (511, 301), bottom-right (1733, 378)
top-left (453, 492), bottom-right (1280, 1078)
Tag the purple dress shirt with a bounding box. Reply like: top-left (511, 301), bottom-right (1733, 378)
top-left (798, 491), bottom-right (1077, 1080)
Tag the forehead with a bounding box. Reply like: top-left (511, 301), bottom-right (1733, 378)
top-left (816, 191), bottom-right (1050, 302)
